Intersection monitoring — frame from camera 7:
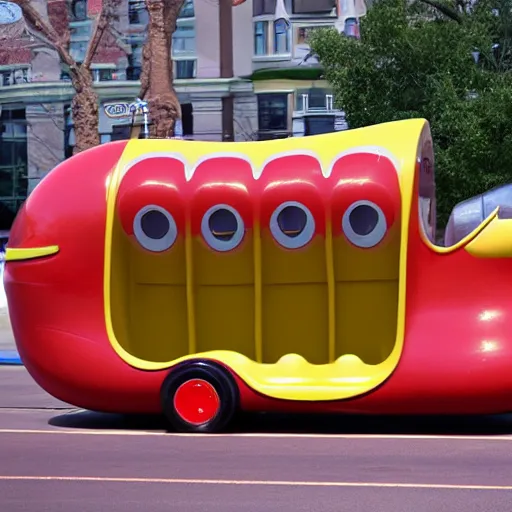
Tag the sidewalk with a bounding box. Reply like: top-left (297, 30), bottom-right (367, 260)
top-left (0, 308), bottom-right (20, 364)
top-left (0, 308), bottom-right (14, 352)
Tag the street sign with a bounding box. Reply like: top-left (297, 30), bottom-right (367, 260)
top-left (104, 102), bottom-right (131, 119)
top-left (104, 101), bottom-right (148, 119)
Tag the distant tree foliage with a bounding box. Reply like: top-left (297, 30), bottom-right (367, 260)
top-left (310, 0), bottom-right (512, 226)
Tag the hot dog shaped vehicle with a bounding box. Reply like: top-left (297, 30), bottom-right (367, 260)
top-left (5, 118), bottom-right (512, 433)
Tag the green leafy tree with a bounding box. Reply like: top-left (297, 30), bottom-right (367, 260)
top-left (310, 0), bottom-right (512, 227)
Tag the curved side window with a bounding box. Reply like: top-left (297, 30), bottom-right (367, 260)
top-left (270, 201), bottom-right (315, 249)
top-left (342, 200), bottom-right (387, 248)
top-left (201, 204), bottom-right (245, 252)
top-left (419, 154), bottom-right (436, 244)
top-left (133, 205), bottom-right (178, 252)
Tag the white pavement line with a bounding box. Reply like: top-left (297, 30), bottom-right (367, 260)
top-left (1, 428), bottom-right (512, 441)
top-left (1, 476), bottom-right (512, 491)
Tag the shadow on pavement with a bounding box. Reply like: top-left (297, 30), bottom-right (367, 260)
top-left (48, 409), bottom-right (512, 437)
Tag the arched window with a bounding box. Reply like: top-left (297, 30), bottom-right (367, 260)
top-left (418, 148), bottom-right (437, 244)
top-left (274, 19), bottom-right (290, 54)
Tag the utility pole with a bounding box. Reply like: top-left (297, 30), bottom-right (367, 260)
top-left (219, 0), bottom-right (234, 142)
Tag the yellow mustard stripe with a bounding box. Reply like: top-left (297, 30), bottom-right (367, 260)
top-left (253, 222), bottom-right (263, 363)
top-left (5, 246), bottom-right (59, 262)
top-left (325, 218), bottom-right (336, 363)
top-left (420, 206), bottom-right (498, 254)
top-left (185, 222), bottom-right (196, 355)
top-left (103, 149), bottom-right (136, 367)
top-left (465, 215), bottom-right (512, 258)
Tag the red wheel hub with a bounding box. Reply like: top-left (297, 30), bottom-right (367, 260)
top-left (173, 379), bottom-right (221, 425)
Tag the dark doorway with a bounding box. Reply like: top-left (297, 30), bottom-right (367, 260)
top-left (0, 108), bottom-right (28, 230)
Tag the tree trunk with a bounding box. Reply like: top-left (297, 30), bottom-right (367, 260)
top-left (71, 69), bottom-right (101, 154)
top-left (141, 0), bottom-right (184, 138)
top-left (11, 0), bottom-right (119, 155)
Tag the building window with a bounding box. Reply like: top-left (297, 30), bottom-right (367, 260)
top-left (253, 0), bottom-right (277, 16)
top-left (126, 66), bottom-right (142, 80)
top-left (172, 23), bottom-right (196, 56)
top-left (129, 0), bottom-right (148, 25)
top-left (254, 21), bottom-right (268, 55)
top-left (111, 125), bottom-right (131, 141)
top-left (92, 68), bottom-right (114, 82)
top-left (254, 0), bottom-right (335, 17)
top-left (127, 43), bottom-right (143, 80)
top-left (69, 20), bottom-right (91, 38)
top-left (69, 40), bottom-right (88, 63)
top-left (0, 109), bottom-right (26, 141)
top-left (304, 115), bottom-right (335, 136)
top-left (296, 25), bottom-right (326, 46)
top-left (181, 103), bottom-right (194, 136)
top-left (64, 105), bottom-right (74, 158)
top-left (71, 0), bottom-right (88, 21)
top-left (174, 59), bottom-right (196, 79)
top-left (179, 0), bottom-right (195, 18)
top-left (292, 0), bottom-right (336, 14)
top-left (0, 108), bottom-right (28, 230)
top-left (68, 18), bottom-right (92, 65)
top-left (258, 93), bottom-right (289, 134)
top-left (308, 87), bottom-right (329, 109)
top-left (0, 67), bottom-right (31, 87)
top-left (274, 19), bottom-right (290, 54)
top-left (254, 19), bottom-right (292, 58)
top-left (295, 87), bottom-right (333, 111)
top-left (172, 15), bottom-right (196, 77)
top-left (293, 24), bottom-right (331, 61)
top-left (173, 3), bottom-right (196, 55)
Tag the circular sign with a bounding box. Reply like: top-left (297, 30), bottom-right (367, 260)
top-left (0, 2), bottom-right (22, 24)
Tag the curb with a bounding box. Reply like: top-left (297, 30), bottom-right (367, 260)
top-left (0, 350), bottom-right (22, 366)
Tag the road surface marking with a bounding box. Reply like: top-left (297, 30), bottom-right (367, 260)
top-left (1, 428), bottom-right (512, 441)
top-left (1, 475), bottom-right (512, 490)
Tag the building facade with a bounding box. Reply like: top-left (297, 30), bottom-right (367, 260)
top-left (0, 0), bottom-right (364, 229)
top-left (0, 0), bottom-right (258, 229)
top-left (250, 0), bottom-right (365, 140)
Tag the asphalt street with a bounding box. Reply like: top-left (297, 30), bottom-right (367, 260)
top-left (1, 366), bottom-right (512, 511)
top-left (2, 308), bottom-right (512, 511)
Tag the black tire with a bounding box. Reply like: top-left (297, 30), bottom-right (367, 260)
top-left (160, 359), bottom-right (240, 433)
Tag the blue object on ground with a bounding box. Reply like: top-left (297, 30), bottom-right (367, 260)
top-left (0, 350), bottom-right (22, 365)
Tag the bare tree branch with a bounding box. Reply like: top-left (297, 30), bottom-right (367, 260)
top-left (27, 126), bottom-right (63, 162)
top-left (418, 0), bottom-right (462, 22)
top-left (10, 0), bottom-right (121, 154)
top-left (10, 0), bottom-right (76, 67)
top-left (39, 104), bottom-right (65, 133)
top-left (82, 17), bottom-right (108, 69)
top-left (233, 117), bottom-right (257, 141)
top-left (82, 0), bottom-right (121, 69)
top-left (139, 34), bottom-right (151, 99)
